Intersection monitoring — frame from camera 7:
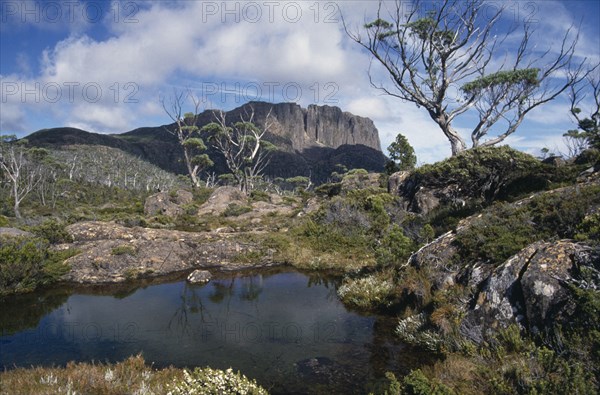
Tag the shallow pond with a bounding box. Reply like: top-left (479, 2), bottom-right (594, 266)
top-left (0, 269), bottom-right (432, 394)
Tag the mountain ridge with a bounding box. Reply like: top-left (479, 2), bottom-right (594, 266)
top-left (26, 102), bottom-right (386, 183)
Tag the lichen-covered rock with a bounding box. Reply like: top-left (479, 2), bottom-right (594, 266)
top-left (187, 269), bottom-right (212, 284)
top-left (461, 241), bottom-right (598, 342)
top-left (144, 190), bottom-right (192, 217)
top-left (197, 186), bottom-right (246, 217)
top-left (388, 171), bottom-right (411, 194)
top-left (61, 221), bottom-right (277, 283)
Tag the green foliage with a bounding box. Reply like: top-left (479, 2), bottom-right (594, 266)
top-left (28, 219), bottom-right (72, 244)
top-left (462, 69), bottom-right (540, 95)
top-left (222, 203), bottom-right (252, 217)
top-left (575, 212), bottom-right (600, 243)
top-left (412, 146), bottom-right (541, 202)
top-left (401, 369), bottom-right (456, 395)
top-left (387, 133), bottom-right (417, 174)
top-left (419, 224), bottom-right (435, 244)
top-left (0, 236), bottom-right (73, 295)
top-left (168, 367), bottom-right (268, 395)
top-left (111, 245), bottom-right (138, 256)
top-left (455, 184), bottom-right (600, 266)
top-left (367, 372), bottom-right (402, 395)
top-left (376, 224), bottom-right (414, 267)
top-left (314, 182), bottom-right (342, 197)
top-left (406, 15), bottom-right (454, 47)
top-left (249, 190), bottom-right (270, 202)
top-left (455, 202), bottom-right (536, 265)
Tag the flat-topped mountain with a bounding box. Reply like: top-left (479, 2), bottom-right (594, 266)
top-left (27, 102), bottom-right (386, 183)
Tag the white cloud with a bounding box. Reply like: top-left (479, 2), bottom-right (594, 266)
top-left (1, 0), bottom-right (598, 163)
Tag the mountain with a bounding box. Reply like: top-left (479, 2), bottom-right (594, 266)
top-left (26, 102), bottom-right (386, 183)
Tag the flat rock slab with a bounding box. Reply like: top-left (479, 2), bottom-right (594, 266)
top-left (60, 221), bottom-right (275, 284)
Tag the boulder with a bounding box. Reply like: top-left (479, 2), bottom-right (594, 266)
top-left (197, 186), bottom-right (247, 216)
top-left (144, 190), bottom-right (192, 217)
top-left (461, 241), bottom-right (597, 342)
top-left (388, 170), bottom-right (411, 194)
top-left (187, 269), bottom-right (212, 284)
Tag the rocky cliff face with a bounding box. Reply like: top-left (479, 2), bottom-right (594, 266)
top-left (222, 101), bottom-right (382, 152)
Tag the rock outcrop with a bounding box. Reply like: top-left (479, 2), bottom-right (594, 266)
top-left (197, 187), bottom-right (247, 217)
top-left (404, 180), bottom-right (600, 344)
top-left (458, 241), bottom-right (597, 342)
top-left (144, 190), bottom-right (193, 217)
top-left (59, 221), bottom-right (278, 284)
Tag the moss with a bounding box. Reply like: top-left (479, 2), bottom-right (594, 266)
top-left (110, 245), bottom-right (137, 256)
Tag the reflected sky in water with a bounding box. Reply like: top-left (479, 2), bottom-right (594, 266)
top-left (1, 270), bottom-right (424, 394)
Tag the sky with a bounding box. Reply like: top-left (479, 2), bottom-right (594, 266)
top-left (0, 0), bottom-right (599, 163)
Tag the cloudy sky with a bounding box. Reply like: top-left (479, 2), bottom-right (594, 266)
top-left (1, 0), bottom-right (599, 163)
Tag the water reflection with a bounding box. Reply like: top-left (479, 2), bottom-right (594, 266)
top-left (0, 269), bottom-right (434, 394)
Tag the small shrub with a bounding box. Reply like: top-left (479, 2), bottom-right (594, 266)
top-left (0, 236), bottom-right (73, 295)
top-left (314, 182), bottom-right (342, 197)
top-left (338, 273), bottom-right (396, 310)
top-left (401, 369), bottom-right (456, 395)
top-left (223, 203), bottom-right (252, 217)
top-left (249, 190), bottom-right (270, 202)
top-left (28, 219), bottom-right (72, 244)
top-left (167, 367), bottom-right (268, 395)
top-left (376, 224), bottom-right (415, 267)
top-left (111, 245), bottom-right (137, 256)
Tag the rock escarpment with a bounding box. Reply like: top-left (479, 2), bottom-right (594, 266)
top-left (224, 101), bottom-right (382, 152)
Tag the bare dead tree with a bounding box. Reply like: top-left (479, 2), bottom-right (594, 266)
top-left (0, 136), bottom-right (45, 219)
top-left (161, 89), bottom-right (213, 188)
top-left (202, 107), bottom-right (276, 193)
top-left (345, 0), bottom-right (587, 155)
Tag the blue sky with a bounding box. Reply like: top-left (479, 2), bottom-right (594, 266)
top-left (1, 0), bottom-right (599, 163)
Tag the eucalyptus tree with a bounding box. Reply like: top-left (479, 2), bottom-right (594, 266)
top-left (346, 0), bottom-right (587, 155)
top-left (0, 135), bottom-right (46, 218)
top-left (161, 90), bottom-right (213, 188)
top-left (202, 108), bottom-right (276, 193)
